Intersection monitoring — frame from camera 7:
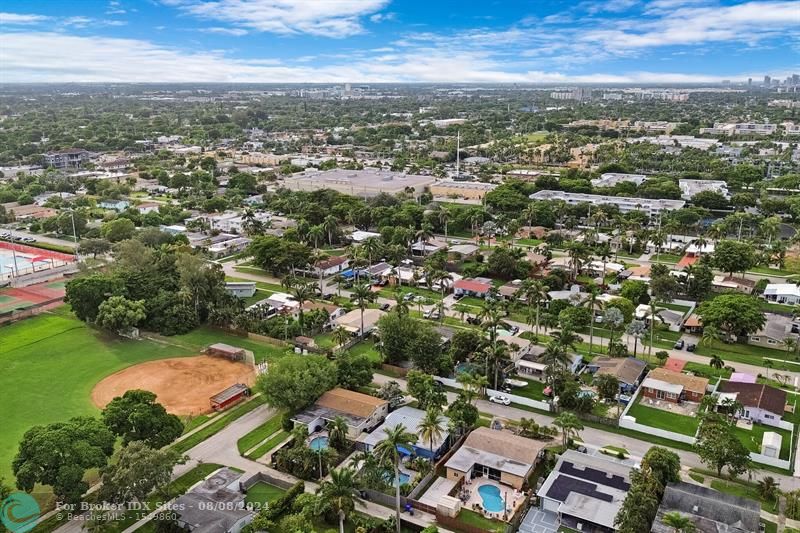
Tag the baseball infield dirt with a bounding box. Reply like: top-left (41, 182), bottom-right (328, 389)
top-left (91, 355), bottom-right (256, 415)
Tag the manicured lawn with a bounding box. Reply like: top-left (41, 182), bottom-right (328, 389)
top-left (710, 479), bottom-right (779, 513)
top-left (659, 302), bottom-right (692, 315)
top-left (237, 413), bottom-right (283, 454)
top-left (694, 340), bottom-right (800, 371)
top-left (517, 238), bottom-right (543, 246)
top-left (0, 311), bottom-right (247, 483)
top-left (733, 423), bottom-right (792, 460)
top-left (759, 300), bottom-right (797, 315)
top-left (170, 326), bottom-right (293, 363)
top-left (226, 274), bottom-right (285, 293)
top-left (244, 481), bottom-right (286, 506)
top-left (313, 332), bottom-right (337, 349)
top-left (245, 430), bottom-right (289, 460)
top-left (457, 509), bottom-right (505, 532)
top-left (172, 395), bottom-right (267, 454)
top-left (651, 253), bottom-right (683, 263)
top-left (513, 378), bottom-right (547, 400)
top-left (459, 296), bottom-right (487, 307)
top-left (683, 362), bottom-right (731, 379)
top-left (182, 413), bottom-right (214, 434)
top-left (347, 339), bottom-right (383, 364)
top-left (626, 400), bottom-right (700, 436)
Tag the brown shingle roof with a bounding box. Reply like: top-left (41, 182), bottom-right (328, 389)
top-left (648, 368), bottom-right (709, 395)
top-left (592, 357), bottom-right (646, 385)
top-left (315, 387), bottom-right (387, 419)
top-left (718, 381), bottom-right (786, 415)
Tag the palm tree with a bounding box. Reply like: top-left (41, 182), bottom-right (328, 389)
top-left (478, 300), bottom-right (509, 349)
top-left (292, 282), bottom-right (314, 333)
top-left (351, 283), bottom-right (374, 337)
top-left (565, 241), bottom-right (589, 281)
top-left (784, 337), bottom-right (798, 367)
top-left (453, 303), bottom-right (470, 322)
top-left (662, 511), bottom-right (696, 533)
top-left (626, 319), bottom-right (647, 357)
top-left (418, 408), bottom-right (445, 460)
top-left (584, 287), bottom-right (602, 357)
top-left (316, 467), bottom-right (362, 533)
top-left (483, 341), bottom-right (511, 389)
top-left (542, 341), bottom-right (570, 396)
top-left (415, 224), bottom-right (434, 257)
top-left (521, 279), bottom-right (549, 337)
top-left (438, 207), bottom-right (451, 242)
top-left (333, 326), bottom-right (351, 352)
top-left (764, 358), bottom-right (773, 380)
top-left (308, 224), bottom-right (326, 250)
top-left (700, 324), bottom-right (722, 347)
top-left (757, 476), bottom-right (779, 504)
top-left (647, 301), bottom-right (664, 360)
top-left (309, 249), bottom-right (330, 294)
top-left (322, 215), bottom-right (339, 246)
top-left (362, 237), bottom-right (382, 269)
top-left (327, 416), bottom-right (349, 451)
top-left (709, 353), bottom-right (724, 370)
top-left (596, 243), bottom-right (612, 285)
top-left (553, 411), bottom-right (583, 448)
top-left (373, 424), bottom-right (418, 533)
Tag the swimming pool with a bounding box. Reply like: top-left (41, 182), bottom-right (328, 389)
top-left (383, 471), bottom-right (411, 486)
top-left (309, 436), bottom-right (329, 451)
top-left (478, 484), bottom-right (505, 513)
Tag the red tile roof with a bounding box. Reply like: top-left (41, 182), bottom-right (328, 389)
top-left (454, 279), bottom-right (492, 293)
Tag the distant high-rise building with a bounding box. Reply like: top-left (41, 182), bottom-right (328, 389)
top-left (748, 78), bottom-right (752, 87)
top-left (764, 75), bottom-right (772, 86)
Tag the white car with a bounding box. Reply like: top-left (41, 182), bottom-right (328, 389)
top-left (488, 394), bottom-right (511, 406)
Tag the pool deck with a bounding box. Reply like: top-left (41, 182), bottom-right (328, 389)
top-left (458, 478), bottom-right (527, 522)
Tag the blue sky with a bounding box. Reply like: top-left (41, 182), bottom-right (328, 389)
top-left (1, 0), bottom-right (798, 83)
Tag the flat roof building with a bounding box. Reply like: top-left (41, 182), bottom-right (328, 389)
top-left (529, 191), bottom-right (685, 217)
top-left (590, 173), bottom-right (647, 188)
top-left (282, 169), bottom-right (435, 197)
top-left (678, 179), bottom-right (730, 200)
top-left (430, 179), bottom-right (497, 200)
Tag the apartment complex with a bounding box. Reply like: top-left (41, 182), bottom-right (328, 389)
top-left (529, 190), bottom-right (685, 217)
top-left (700, 123), bottom-right (777, 136)
top-left (43, 149), bottom-right (90, 169)
top-left (282, 169), bottom-right (435, 197)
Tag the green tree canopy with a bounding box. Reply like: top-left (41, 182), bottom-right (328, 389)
top-left (102, 389), bottom-right (184, 448)
top-left (256, 356), bottom-right (337, 411)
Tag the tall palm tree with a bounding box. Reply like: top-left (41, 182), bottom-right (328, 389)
top-left (700, 324), bottom-right (722, 347)
top-left (542, 341), bottom-right (570, 396)
top-left (553, 411), bottom-right (583, 448)
top-left (565, 241), bottom-right (589, 281)
top-left (291, 282), bottom-right (314, 333)
top-left (362, 237), bottom-right (382, 269)
top-left (453, 303), bottom-right (470, 322)
top-left (478, 300), bottom-right (509, 349)
top-left (373, 424), bottom-right (418, 533)
top-left (583, 287), bottom-right (602, 357)
top-left (333, 326), bottom-right (351, 352)
top-left (482, 341), bottom-right (511, 389)
top-left (309, 249), bottom-right (330, 295)
top-left (521, 279), bottom-right (549, 337)
top-left (308, 224), bottom-right (326, 251)
top-left (662, 511), bottom-right (696, 533)
top-left (415, 224), bottom-right (434, 257)
top-left (456, 372), bottom-right (488, 405)
top-left (351, 283), bottom-right (374, 337)
top-left (438, 207), bottom-right (451, 242)
top-left (418, 408), bottom-right (445, 460)
top-left (626, 319), bottom-right (647, 357)
top-left (316, 467), bottom-right (362, 533)
top-left (322, 215), bottom-right (339, 246)
top-left (647, 301), bottom-right (664, 360)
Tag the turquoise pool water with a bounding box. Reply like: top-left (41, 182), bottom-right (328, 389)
top-left (383, 471), bottom-right (411, 486)
top-left (478, 484), bottom-right (504, 513)
top-left (309, 436), bottom-right (329, 451)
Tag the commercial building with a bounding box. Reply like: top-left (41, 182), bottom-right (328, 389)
top-left (678, 179), bottom-right (730, 200)
top-left (529, 191), bottom-right (685, 218)
top-left (430, 179), bottom-right (497, 200)
top-left (445, 427), bottom-right (545, 490)
top-left (282, 169), bottom-right (435, 197)
top-left (700, 123), bottom-right (778, 136)
top-left (590, 173), bottom-right (647, 188)
top-left (537, 450), bottom-right (632, 532)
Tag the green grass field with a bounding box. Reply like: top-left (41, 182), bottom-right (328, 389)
top-left (245, 481), bottom-right (287, 506)
top-left (0, 309), bottom-right (285, 482)
top-left (626, 400), bottom-right (700, 436)
top-left (733, 423), bottom-right (792, 460)
top-left (237, 412), bottom-right (283, 454)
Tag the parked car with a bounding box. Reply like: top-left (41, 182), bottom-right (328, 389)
top-left (674, 339), bottom-right (685, 350)
top-left (466, 316), bottom-right (481, 325)
top-left (488, 394), bottom-right (511, 406)
top-left (508, 325), bottom-right (520, 335)
top-left (403, 293), bottom-right (415, 302)
top-left (424, 309), bottom-right (441, 320)
top-left (686, 343), bottom-right (696, 352)
top-left (379, 303), bottom-right (390, 311)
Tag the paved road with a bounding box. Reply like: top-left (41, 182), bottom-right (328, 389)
top-left (0, 228), bottom-right (78, 249)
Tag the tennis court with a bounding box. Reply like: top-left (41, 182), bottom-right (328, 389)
top-left (0, 280), bottom-right (67, 312)
top-left (0, 241), bottom-right (75, 281)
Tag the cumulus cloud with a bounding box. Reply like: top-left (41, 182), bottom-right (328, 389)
top-left (0, 12), bottom-right (49, 24)
top-left (206, 27), bottom-right (249, 36)
top-left (163, 0), bottom-right (390, 37)
top-left (0, 31), bottom-right (781, 84)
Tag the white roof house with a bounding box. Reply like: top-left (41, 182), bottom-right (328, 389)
top-left (678, 179), bottom-right (730, 200)
top-left (763, 283), bottom-right (800, 305)
top-left (350, 230), bottom-right (382, 243)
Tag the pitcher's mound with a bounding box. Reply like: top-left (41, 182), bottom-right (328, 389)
top-left (91, 355), bottom-right (256, 415)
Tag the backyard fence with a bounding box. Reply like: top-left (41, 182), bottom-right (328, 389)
top-left (241, 471), bottom-right (296, 491)
top-left (617, 384), bottom-right (698, 444)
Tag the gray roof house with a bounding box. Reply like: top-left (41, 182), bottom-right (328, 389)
top-left (651, 482), bottom-right (760, 533)
top-left (174, 467), bottom-right (253, 533)
top-left (537, 450), bottom-right (633, 532)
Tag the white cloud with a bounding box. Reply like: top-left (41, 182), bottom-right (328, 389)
top-left (0, 31), bottom-right (787, 84)
top-left (164, 0), bottom-right (390, 37)
top-left (370, 12), bottom-right (396, 23)
top-left (0, 12), bottom-right (49, 25)
top-left (206, 27), bottom-right (249, 36)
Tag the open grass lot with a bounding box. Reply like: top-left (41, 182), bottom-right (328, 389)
top-left (457, 509), bottom-right (505, 532)
top-left (377, 285), bottom-right (441, 302)
top-left (237, 413), bottom-right (283, 454)
top-left (626, 400), bottom-right (700, 436)
top-left (709, 478), bottom-right (779, 514)
top-left (513, 378), bottom-right (547, 400)
top-left (733, 423), bottom-right (792, 460)
top-left (0, 308), bottom-right (285, 483)
top-left (347, 338), bottom-right (383, 364)
top-left (694, 340), bottom-right (800, 370)
top-left (244, 481), bottom-right (286, 506)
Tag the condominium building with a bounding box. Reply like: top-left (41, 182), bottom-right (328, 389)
top-left (43, 149), bottom-right (90, 169)
top-left (678, 179), bottom-right (730, 200)
top-left (700, 123), bottom-right (777, 136)
top-left (529, 190), bottom-right (685, 217)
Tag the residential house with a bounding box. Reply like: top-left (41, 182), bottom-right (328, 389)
top-left (651, 482), bottom-right (760, 533)
top-left (547, 285), bottom-right (588, 307)
top-left (454, 278), bottom-right (493, 298)
top-left (635, 304), bottom-right (684, 331)
top-left (640, 367), bottom-right (709, 403)
top-left (587, 357), bottom-right (647, 393)
top-left (311, 255), bottom-right (350, 277)
top-left (748, 313), bottom-right (800, 350)
top-left (350, 230), bottom-right (382, 243)
top-left (292, 387), bottom-right (389, 438)
top-left (497, 280), bottom-right (524, 301)
top-left (301, 301), bottom-right (346, 326)
top-left (411, 238), bottom-right (448, 257)
top-left (134, 201), bottom-right (161, 214)
top-left (361, 261), bottom-right (393, 282)
top-left (763, 283), bottom-right (800, 305)
top-left (334, 308), bottom-right (386, 334)
top-left (448, 243), bottom-right (479, 259)
top-left (174, 467), bottom-right (253, 533)
top-left (99, 199), bottom-right (130, 211)
top-left (682, 314), bottom-right (703, 334)
top-left (716, 381), bottom-right (787, 428)
top-left (360, 406), bottom-right (452, 459)
top-left (516, 347), bottom-right (582, 380)
top-left (537, 450), bottom-right (633, 533)
top-left (224, 282), bottom-right (256, 298)
top-left (445, 427), bottom-right (545, 490)
top-left (712, 275), bottom-right (755, 294)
